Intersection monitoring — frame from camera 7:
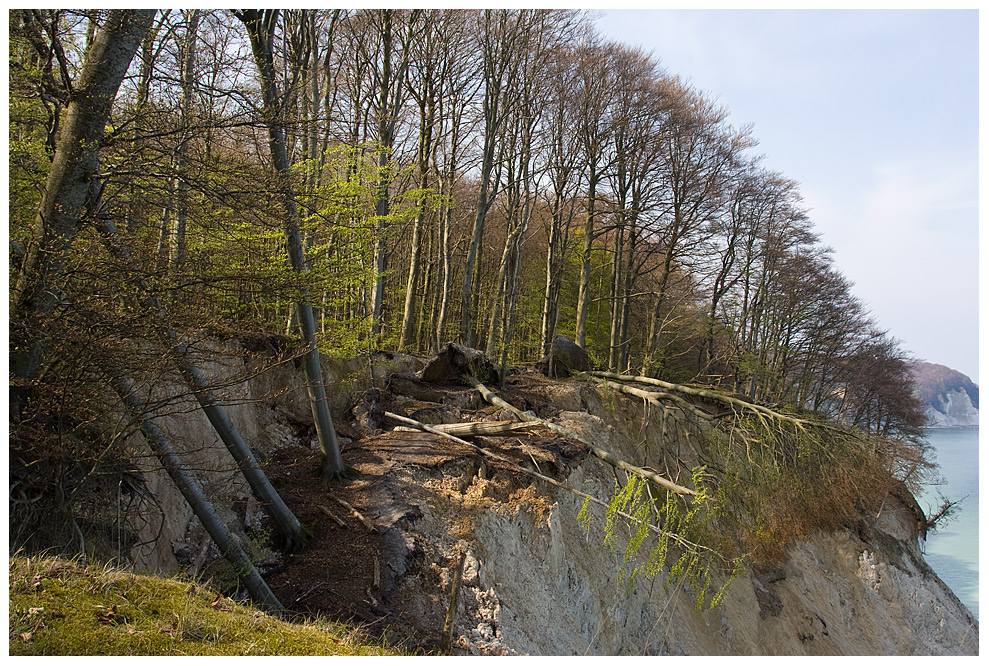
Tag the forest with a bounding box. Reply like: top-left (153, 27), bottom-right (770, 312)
top-left (9, 9), bottom-right (930, 612)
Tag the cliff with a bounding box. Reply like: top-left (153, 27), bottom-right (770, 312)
top-left (910, 362), bottom-right (979, 428)
top-left (103, 344), bottom-right (978, 655)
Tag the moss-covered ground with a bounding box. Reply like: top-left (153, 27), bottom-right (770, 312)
top-left (8, 554), bottom-right (407, 656)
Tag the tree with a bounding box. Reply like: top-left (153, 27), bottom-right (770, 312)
top-left (431, 10), bottom-right (481, 352)
top-left (641, 82), bottom-right (750, 375)
top-left (11, 9), bottom-right (157, 410)
top-left (572, 40), bottom-right (616, 350)
top-left (235, 9), bottom-right (346, 482)
top-left (460, 9), bottom-right (529, 347)
top-left (537, 45), bottom-right (583, 364)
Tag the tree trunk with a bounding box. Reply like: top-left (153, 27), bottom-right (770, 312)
top-left (574, 173), bottom-right (598, 349)
top-left (237, 9), bottom-right (346, 482)
top-left (93, 197), bottom-right (308, 551)
top-left (168, 9), bottom-right (200, 270)
top-left (112, 373), bottom-right (284, 613)
top-left (11, 9), bottom-right (156, 409)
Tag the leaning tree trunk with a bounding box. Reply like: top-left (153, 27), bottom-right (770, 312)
top-left (237, 9), bottom-right (345, 482)
top-left (113, 373), bottom-right (284, 613)
top-left (11, 9), bottom-right (156, 411)
top-left (93, 193), bottom-right (308, 551)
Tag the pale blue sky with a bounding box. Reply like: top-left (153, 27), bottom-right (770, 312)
top-left (594, 8), bottom-right (980, 384)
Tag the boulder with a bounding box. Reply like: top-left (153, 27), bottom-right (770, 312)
top-left (536, 335), bottom-right (590, 377)
top-left (418, 342), bottom-right (498, 385)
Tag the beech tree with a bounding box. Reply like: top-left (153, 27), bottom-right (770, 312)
top-left (461, 9), bottom-right (529, 347)
top-left (11, 9), bottom-right (157, 408)
top-left (641, 83), bottom-right (750, 375)
top-left (235, 9), bottom-right (346, 482)
top-left (572, 40), bottom-right (616, 350)
top-left (8, 9), bottom-right (931, 584)
top-left (537, 45), bottom-right (583, 363)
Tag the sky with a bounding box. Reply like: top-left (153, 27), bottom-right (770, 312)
top-left (594, 8), bottom-right (980, 384)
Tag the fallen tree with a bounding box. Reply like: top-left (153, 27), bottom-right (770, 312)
top-left (383, 411), bottom-right (709, 552)
top-left (392, 420), bottom-right (543, 437)
top-left (463, 376), bottom-right (695, 496)
top-left (113, 373), bottom-right (284, 613)
top-left (585, 375), bottom-right (718, 423)
top-left (585, 371), bottom-right (841, 432)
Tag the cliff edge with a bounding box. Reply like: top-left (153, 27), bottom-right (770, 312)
top-left (82, 344), bottom-right (979, 655)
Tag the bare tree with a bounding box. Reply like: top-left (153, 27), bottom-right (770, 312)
top-left (641, 82), bottom-right (750, 374)
top-left (572, 40), bottom-right (616, 350)
top-left (460, 9), bottom-right (529, 347)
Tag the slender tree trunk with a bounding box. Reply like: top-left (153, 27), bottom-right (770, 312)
top-left (112, 373), bottom-right (284, 613)
top-left (169, 9), bottom-right (200, 270)
top-left (574, 173), bottom-right (598, 349)
top-left (93, 192), bottom-right (308, 551)
top-left (435, 175), bottom-right (453, 352)
top-left (608, 219), bottom-right (625, 370)
top-left (238, 9), bottom-right (346, 482)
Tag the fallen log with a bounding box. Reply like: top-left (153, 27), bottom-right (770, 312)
top-left (463, 376), bottom-right (695, 496)
top-left (588, 376), bottom-right (717, 422)
top-left (383, 411), bottom-right (715, 557)
top-left (393, 420), bottom-right (543, 437)
top-left (587, 371), bottom-right (826, 430)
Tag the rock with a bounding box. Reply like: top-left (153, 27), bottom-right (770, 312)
top-left (352, 388), bottom-right (384, 435)
top-left (419, 343), bottom-right (498, 385)
top-left (536, 335), bottom-right (590, 378)
top-left (388, 373), bottom-right (446, 403)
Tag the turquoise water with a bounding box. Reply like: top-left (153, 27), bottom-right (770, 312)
top-left (916, 427), bottom-right (979, 619)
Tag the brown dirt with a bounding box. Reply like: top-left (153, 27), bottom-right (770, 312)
top-left (257, 373), bottom-right (588, 646)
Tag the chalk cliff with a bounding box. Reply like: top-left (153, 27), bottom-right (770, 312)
top-left (110, 345), bottom-right (978, 655)
top-left (910, 362), bottom-right (979, 428)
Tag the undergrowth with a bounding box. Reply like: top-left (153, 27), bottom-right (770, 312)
top-left (579, 392), bottom-right (931, 609)
top-left (8, 554), bottom-right (407, 656)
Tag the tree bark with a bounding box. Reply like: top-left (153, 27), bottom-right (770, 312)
top-left (237, 9), bottom-right (346, 482)
top-left (11, 9), bottom-right (156, 404)
top-left (93, 199), bottom-right (308, 551)
top-left (113, 373), bottom-right (284, 613)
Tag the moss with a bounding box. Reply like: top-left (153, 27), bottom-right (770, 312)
top-left (9, 555), bottom-right (406, 656)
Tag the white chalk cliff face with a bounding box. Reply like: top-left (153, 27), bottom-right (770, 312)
top-left (926, 388), bottom-right (979, 427)
top-left (910, 361), bottom-right (979, 428)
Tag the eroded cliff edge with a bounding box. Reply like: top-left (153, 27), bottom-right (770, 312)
top-left (114, 343), bottom-right (978, 655)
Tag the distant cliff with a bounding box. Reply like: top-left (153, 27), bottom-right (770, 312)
top-left (910, 362), bottom-right (979, 428)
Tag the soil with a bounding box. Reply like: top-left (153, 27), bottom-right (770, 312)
top-left (257, 373), bottom-right (589, 648)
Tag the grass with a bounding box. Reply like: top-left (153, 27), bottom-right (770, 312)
top-left (8, 554), bottom-right (406, 656)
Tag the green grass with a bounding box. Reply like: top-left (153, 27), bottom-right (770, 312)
top-left (9, 554), bottom-right (405, 656)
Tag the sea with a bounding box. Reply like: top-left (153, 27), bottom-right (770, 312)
top-left (916, 426), bottom-right (979, 620)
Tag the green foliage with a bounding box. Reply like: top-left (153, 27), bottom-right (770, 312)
top-left (8, 35), bottom-right (52, 249)
top-left (293, 144), bottom-right (438, 355)
top-left (583, 468), bottom-right (743, 612)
